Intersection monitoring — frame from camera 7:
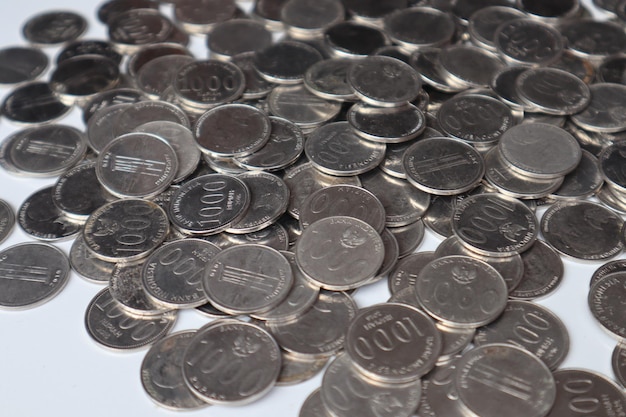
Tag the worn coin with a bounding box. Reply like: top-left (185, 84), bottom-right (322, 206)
top-left (0, 46), bottom-right (48, 85)
top-left (69, 235), bottom-right (116, 284)
top-left (0, 242), bottom-right (70, 309)
top-left (509, 239), bottom-right (564, 300)
top-left (18, 186), bottom-right (82, 241)
top-left (588, 272), bottom-right (626, 339)
top-left (347, 102), bottom-right (426, 143)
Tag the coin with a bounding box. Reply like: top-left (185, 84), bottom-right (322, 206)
top-left (611, 343), bottom-right (626, 388)
top-left (2, 81), bottom-right (71, 125)
top-left (551, 150), bottom-right (603, 200)
top-left (18, 186), bottom-right (82, 241)
top-left (22, 10), bottom-right (87, 46)
top-left (383, 7), bottom-right (455, 52)
top-left (208, 19), bottom-right (272, 60)
top-left (135, 55), bottom-right (195, 100)
top-left (173, 0), bottom-right (236, 35)
top-left (0, 242), bottom-right (70, 309)
top-left (115, 100), bottom-right (190, 137)
top-left (438, 45), bottom-right (504, 89)
top-left (347, 102), bottom-right (426, 143)
top-left (389, 219), bottom-right (425, 258)
top-left (0, 46), bottom-right (48, 85)
top-left (588, 272), bottom-right (626, 339)
top-left (494, 19), bottom-right (564, 66)
top-left (69, 235), bottom-right (116, 284)
top-left (281, 0), bottom-right (345, 40)
top-left (570, 83), bottom-right (626, 133)
top-left (254, 40), bottom-right (323, 84)
top-left (231, 52), bottom-right (276, 100)
top-left (107, 9), bottom-right (174, 54)
top-left (591, 259), bottom-right (626, 287)
top-left (303, 58), bottom-right (356, 102)
top-left (417, 357), bottom-right (468, 417)
top-left (323, 21), bottom-right (389, 59)
top-left (0, 199), bottom-right (15, 245)
top-left (299, 389), bottom-right (332, 417)
top-left (467, 6), bottom-right (526, 52)
top-left (509, 239), bottom-right (564, 300)
top-left (56, 39), bottom-right (122, 66)
top-left (560, 19), bottom-right (626, 62)
top-left (110, 262), bottom-right (171, 316)
top-left (599, 141), bottom-right (626, 195)
top-left (173, 60), bottom-right (245, 109)
top-left (388, 251), bottom-right (436, 295)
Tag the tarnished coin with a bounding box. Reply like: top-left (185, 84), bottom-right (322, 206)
top-left (570, 83), bottom-right (626, 133)
top-left (96, 132), bottom-right (178, 199)
top-left (474, 300), bottom-right (569, 370)
top-left (541, 200), bottom-right (624, 261)
top-left (0, 46), bottom-right (48, 85)
top-left (455, 344), bottom-right (556, 417)
top-left (388, 251), bottom-right (436, 295)
top-left (346, 303), bottom-right (441, 383)
top-left (168, 173), bottom-right (250, 236)
top-left (83, 199), bottom-right (169, 263)
top-left (203, 244), bottom-right (292, 315)
top-left (547, 369), bottom-right (626, 417)
top-left (208, 19), bottom-right (272, 60)
top-left (494, 19), bottom-right (564, 66)
top-left (452, 193), bottom-right (538, 257)
top-left (321, 353), bottom-right (422, 417)
top-left (299, 185), bottom-right (386, 233)
top-left (182, 320), bottom-right (281, 405)
top-left (347, 102), bottom-right (426, 143)
top-left (612, 343), bottom-right (626, 388)
top-left (348, 56), bottom-right (422, 107)
top-left (22, 10), bottom-right (87, 46)
top-left (509, 239), bottom-right (563, 300)
top-left (254, 40), bottom-right (323, 84)
top-left (403, 137), bottom-right (485, 195)
top-left (303, 58), bottom-right (356, 102)
top-left (305, 122), bottom-right (386, 176)
top-left (589, 272), bottom-right (626, 339)
top-left (383, 7), bottom-right (456, 52)
top-left (141, 330), bottom-right (208, 411)
top-left (0, 200), bottom-right (15, 245)
top-left (173, 60), bottom-right (245, 109)
top-left (85, 288), bottom-right (177, 350)
top-left (295, 216), bottom-right (384, 290)
top-left (0, 242), bottom-right (70, 309)
top-left (18, 186), bottom-right (82, 242)
top-left (267, 84), bottom-right (342, 129)
top-left (110, 262), bottom-right (170, 316)
top-left (415, 256), bottom-right (508, 328)
top-left (266, 290), bottom-right (357, 358)
top-left (2, 81), bottom-right (71, 125)
top-left (69, 235), bottom-right (116, 284)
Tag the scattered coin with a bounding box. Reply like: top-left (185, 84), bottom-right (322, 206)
top-left (0, 46), bottom-right (48, 85)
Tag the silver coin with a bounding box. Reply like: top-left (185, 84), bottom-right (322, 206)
top-left (415, 255), bottom-right (508, 328)
top-left (417, 356), bottom-right (468, 417)
top-left (599, 141), bottom-right (626, 195)
top-left (360, 168), bottom-right (430, 228)
top-left (439, 45), bottom-right (504, 89)
top-left (299, 184), bottom-right (386, 233)
top-left (203, 244), bottom-right (292, 315)
top-left (612, 343), bottom-right (626, 388)
top-left (509, 239), bottom-right (564, 300)
top-left (69, 234), bottom-right (116, 284)
top-left (589, 272), bottom-right (626, 339)
top-left (570, 83), bottom-right (626, 133)
top-left (295, 216), bottom-right (384, 290)
top-left (452, 193), bottom-right (538, 257)
top-left (389, 219), bottom-right (425, 258)
top-left (438, 94), bottom-right (514, 146)
top-left (323, 21), bottom-right (389, 59)
top-left (321, 352), bottom-right (422, 417)
top-left (125, 42), bottom-right (193, 80)
top-left (436, 323), bottom-right (475, 364)
top-left (455, 344), bottom-right (556, 417)
top-left (550, 50), bottom-right (595, 85)
top-left (300, 389), bottom-right (333, 417)
top-left (348, 56), bottom-right (422, 107)
top-left (0, 199), bottom-right (15, 245)
top-left (388, 251), bottom-right (436, 295)
top-left (182, 319), bottom-right (281, 405)
top-left (597, 184), bottom-right (626, 215)
top-left (547, 368), bottom-right (626, 417)
top-left (108, 9), bottom-right (174, 54)
top-left (254, 40), bottom-right (323, 84)
top-left (517, 0), bottom-right (579, 22)
top-left (83, 199), bottom-right (169, 263)
top-left (109, 262), bottom-right (170, 316)
top-left (383, 7), bottom-right (455, 53)
top-left (0, 46), bottom-right (48, 85)
top-left (266, 290), bottom-right (357, 358)
top-left (403, 137), bottom-right (485, 195)
top-left (591, 259), bottom-right (626, 288)
top-left (541, 200), bottom-right (624, 261)
top-left (409, 48), bottom-right (466, 94)
top-left (56, 39), bottom-right (122, 66)
top-left (86, 103), bottom-right (131, 153)
top-left (597, 54), bottom-right (626, 84)
top-left (490, 65), bottom-right (529, 110)
top-left (346, 302), bottom-right (441, 383)
top-left (115, 100), bottom-right (190, 137)
top-left (347, 102), bottom-right (426, 143)
top-left (173, 60), bottom-right (245, 109)
top-left (208, 19), bottom-right (272, 60)
top-left (135, 55), bottom-right (195, 100)
top-left (467, 6), bottom-right (527, 52)
top-left (173, 0), bottom-right (236, 35)
top-left (499, 123), bottom-right (582, 179)
top-left (494, 19), bottom-right (564, 66)
top-left (277, 351), bottom-right (328, 386)
top-left (213, 223), bottom-right (290, 251)
top-left (305, 122), bottom-right (386, 176)
top-left (82, 88), bottom-right (146, 124)
top-left (22, 10), bottom-right (87, 46)
top-left (194, 104), bottom-right (271, 158)
top-left (140, 330), bottom-right (208, 411)
top-left (234, 117), bottom-right (304, 171)
top-left (1, 81), bottom-right (71, 125)
top-left (142, 238), bottom-right (221, 309)
top-left (283, 161), bottom-right (361, 219)
top-left (231, 52), bottom-right (276, 100)
top-left (251, 0), bottom-right (288, 31)
top-left (227, 171), bottom-right (289, 234)
top-left (0, 242), bottom-right (70, 309)
top-left (551, 149), bottom-right (603, 200)
top-left (18, 186), bottom-right (82, 241)
top-left (281, 0), bottom-right (345, 40)
top-left (303, 58), bottom-right (356, 102)
top-left (474, 300), bottom-right (569, 370)
top-left (267, 84), bottom-right (342, 129)
top-left (168, 173), bottom-right (250, 236)
top-left (561, 19), bottom-right (626, 62)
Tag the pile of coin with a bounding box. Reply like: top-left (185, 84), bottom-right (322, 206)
top-left (0, 0), bottom-right (625, 415)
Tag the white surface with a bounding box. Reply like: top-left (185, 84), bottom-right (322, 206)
top-left (0, 1), bottom-right (622, 417)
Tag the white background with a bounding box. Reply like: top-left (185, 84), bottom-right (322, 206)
top-left (0, 1), bottom-right (622, 417)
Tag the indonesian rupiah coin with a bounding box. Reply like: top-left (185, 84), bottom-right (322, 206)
top-left (0, 199), bottom-right (15, 245)
top-left (588, 272), bottom-right (626, 340)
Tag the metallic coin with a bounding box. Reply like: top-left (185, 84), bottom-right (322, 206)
top-left (142, 239), bottom-right (221, 309)
top-left (0, 46), bottom-right (48, 85)
top-left (0, 242), bottom-right (70, 309)
top-left (549, 50), bottom-right (595, 85)
top-left (173, 0), bottom-right (236, 35)
top-left (83, 199), bottom-right (169, 263)
top-left (295, 216), bottom-right (384, 290)
top-left (107, 10), bottom-right (173, 54)
top-left (347, 102), bottom-right (426, 144)
top-left (517, 0), bottom-right (579, 22)
top-left (383, 7), bottom-right (455, 53)
top-left (303, 58), bottom-right (356, 102)
top-left (597, 54), bottom-right (626, 84)
top-left (599, 141), bottom-right (626, 195)
top-left (305, 122), bottom-right (386, 176)
top-left (251, 0), bottom-right (289, 31)
top-left (348, 56), bottom-right (421, 107)
top-left (452, 193), bottom-right (538, 257)
top-left (323, 21), bottom-right (389, 59)
top-left (194, 104), bottom-right (271, 158)
top-left (110, 262), bottom-right (170, 316)
top-left (85, 287), bottom-right (176, 350)
top-left (267, 84), bottom-right (342, 129)
top-left (403, 137), bottom-right (485, 195)
top-left (214, 223), bottom-right (290, 251)
top-left (346, 303), bottom-right (441, 383)
top-left (591, 259), bottom-right (626, 288)
top-left (227, 171), bottom-right (289, 233)
top-left (547, 368), bottom-right (626, 417)
top-left (300, 389), bottom-right (332, 417)
top-left (541, 200), bottom-right (624, 261)
top-left (140, 330), bottom-right (208, 410)
top-left (135, 55), bottom-right (194, 100)
top-left (18, 186), bottom-right (82, 241)
top-left (455, 344), bottom-right (556, 417)
top-left (173, 60), bottom-right (245, 109)
top-left (612, 343), bottom-right (626, 388)
top-left (82, 88), bottom-right (145, 124)
top-left (168, 173), bottom-right (250, 236)
top-left (321, 352), bottom-right (422, 417)
top-left (467, 6), bottom-right (526, 52)
top-left (231, 52), bottom-right (276, 100)
top-left (115, 100), bottom-right (190, 137)
top-left (491, 66), bottom-right (532, 110)
top-left (278, 351), bottom-right (328, 386)
top-left (2, 81), bottom-right (71, 125)
top-left (182, 319), bottom-right (281, 405)
top-left (281, 0), bottom-right (345, 40)
top-left (343, 0), bottom-right (406, 25)
top-left (474, 300), bottom-right (569, 370)
top-left (0, 200), bottom-right (15, 245)
top-left (439, 45), bottom-right (504, 89)
top-left (423, 195), bottom-right (455, 238)
top-left (437, 94), bottom-right (515, 145)
top-left (551, 149), bottom-right (602, 200)
top-left (561, 19), bottom-right (626, 62)
top-left (570, 83), bottom-right (626, 133)
top-left (208, 19), bottom-right (272, 60)
top-left (417, 356), bottom-right (468, 417)
top-left (589, 272), bottom-right (626, 339)
top-left (409, 48), bottom-right (465, 94)
top-left (22, 10), bottom-right (87, 46)
top-left (509, 239), bottom-right (564, 300)
top-left (69, 234), bottom-right (116, 284)
top-left (86, 103), bottom-right (130, 153)
top-left (389, 219), bottom-right (425, 258)
top-left (299, 184), bottom-right (386, 233)
top-left (97, 0), bottom-right (160, 24)
top-left (254, 41), bottom-right (323, 85)
top-left (415, 256), bottom-right (508, 328)
top-left (436, 323), bottom-right (475, 363)
top-left (266, 290), bottom-right (357, 358)
top-left (388, 251), bottom-right (436, 295)
top-left (494, 19), bottom-right (564, 66)
top-left (126, 43), bottom-right (193, 80)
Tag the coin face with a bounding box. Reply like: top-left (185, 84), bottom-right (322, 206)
top-left (22, 10), bottom-right (87, 46)
top-left (0, 46), bottom-right (48, 85)
top-left (611, 343), bottom-right (626, 388)
top-left (494, 19), bottom-right (564, 66)
top-left (1, 81), bottom-right (71, 125)
top-left (18, 186), bottom-right (82, 241)
top-left (588, 272), bottom-right (626, 339)
top-left (0, 199), bottom-right (15, 245)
